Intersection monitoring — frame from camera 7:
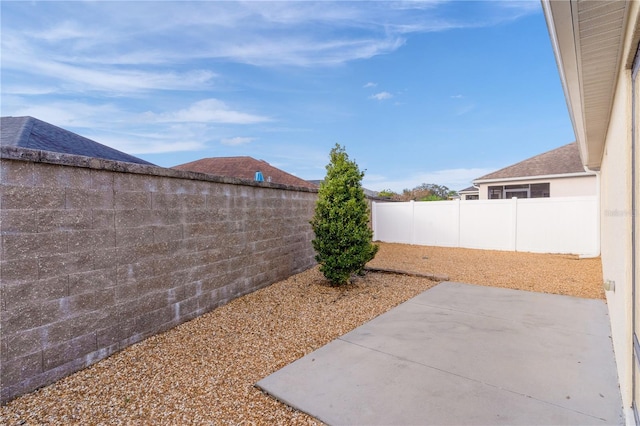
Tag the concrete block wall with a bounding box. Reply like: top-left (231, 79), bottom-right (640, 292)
top-left (0, 146), bottom-right (318, 403)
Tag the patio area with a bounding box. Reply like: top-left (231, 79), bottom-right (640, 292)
top-left (0, 243), bottom-right (608, 424)
top-left (258, 281), bottom-right (621, 425)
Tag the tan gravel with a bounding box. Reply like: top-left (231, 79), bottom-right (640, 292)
top-left (0, 243), bottom-right (603, 425)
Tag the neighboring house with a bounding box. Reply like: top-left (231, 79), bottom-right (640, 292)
top-left (458, 185), bottom-right (479, 200)
top-left (1, 116), bottom-right (154, 165)
top-left (473, 142), bottom-right (596, 199)
top-left (544, 0), bottom-right (638, 420)
top-left (173, 156), bottom-right (317, 189)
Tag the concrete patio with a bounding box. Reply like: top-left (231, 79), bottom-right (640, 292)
top-left (257, 282), bottom-right (623, 425)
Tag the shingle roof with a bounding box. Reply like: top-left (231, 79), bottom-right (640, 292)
top-left (475, 142), bottom-right (585, 181)
top-left (172, 156), bottom-right (317, 189)
top-left (458, 186), bottom-right (479, 193)
top-left (1, 116), bottom-right (154, 165)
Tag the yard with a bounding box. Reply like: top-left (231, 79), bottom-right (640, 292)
top-left (0, 243), bottom-right (603, 425)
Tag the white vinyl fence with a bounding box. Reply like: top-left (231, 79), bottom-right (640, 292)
top-left (372, 196), bottom-right (599, 256)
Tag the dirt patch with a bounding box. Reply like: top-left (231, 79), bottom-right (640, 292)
top-left (0, 243), bottom-right (603, 424)
top-left (368, 243), bottom-right (604, 299)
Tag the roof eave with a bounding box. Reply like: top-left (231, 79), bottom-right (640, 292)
top-left (542, 0), bottom-right (629, 171)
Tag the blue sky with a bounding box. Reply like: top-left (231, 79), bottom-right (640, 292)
top-left (1, 1), bottom-right (574, 192)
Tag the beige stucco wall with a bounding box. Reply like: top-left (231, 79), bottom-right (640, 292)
top-left (600, 68), bottom-right (634, 409)
top-left (476, 175), bottom-right (596, 200)
top-left (598, 2), bottom-right (640, 409)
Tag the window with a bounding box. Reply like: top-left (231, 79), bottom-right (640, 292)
top-left (487, 183), bottom-right (550, 199)
top-left (488, 186), bottom-right (503, 199)
top-left (530, 183), bottom-right (550, 198)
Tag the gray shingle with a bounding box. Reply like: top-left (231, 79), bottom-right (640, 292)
top-left (1, 116), bottom-right (154, 166)
top-left (475, 142), bottom-right (584, 181)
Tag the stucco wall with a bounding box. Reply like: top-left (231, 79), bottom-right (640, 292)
top-left (0, 146), bottom-right (318, 404)
top-left (600, 49), bottom-right (636, 411)
top-left (476, 175), bottom-right (596, 200)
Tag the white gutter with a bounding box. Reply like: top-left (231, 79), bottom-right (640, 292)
top-left (474, 171), bottom-right (596, 185)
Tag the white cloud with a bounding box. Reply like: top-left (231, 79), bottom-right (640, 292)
top-left (450, 94), bottom-right (464, 99)
top-left (84, 134), bottom-right (206, 155)
top-left (221, 136), bottom-right (255, 146)
top-left (369, 92), bottom-right (393, 101)
top-left (363, 82), bottom-right (377, 88)
top-left (142, 99), bottom-right (271, 124)
top-left (363, 167), bottom-right (494, 193)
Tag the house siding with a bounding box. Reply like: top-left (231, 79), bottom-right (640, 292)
top-left (476, 175), bottom-right (596, 200)
top-left (599, 69), bottom-right (634, 408)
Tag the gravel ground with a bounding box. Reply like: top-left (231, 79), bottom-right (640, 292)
top-left (1, 243), bottom-right (603, 425)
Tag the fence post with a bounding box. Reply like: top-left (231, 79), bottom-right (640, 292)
top-left (410, 200), bottom-right (416, 245)
top-left (511, 197), bottom-right (518, 251)
top-left (455, 198), bottom-right (461, 248)
top-left (371, 201), bottom-right (377, 241)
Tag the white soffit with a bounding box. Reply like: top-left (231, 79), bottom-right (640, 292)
top-left (544, 0), bottom-right (628, 170)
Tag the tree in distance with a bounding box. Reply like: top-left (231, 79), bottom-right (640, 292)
top-left (310, 144), bottom-right (379, 286)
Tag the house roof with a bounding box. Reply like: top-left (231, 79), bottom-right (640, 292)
top-left (474, 142), bottom-right (586, 182)
top-left (458, 186), bottom-right (479, 194)
top-left (1, 116), bottom-right (154, 165)
top-left (172, 156), bottom-right (317, 189)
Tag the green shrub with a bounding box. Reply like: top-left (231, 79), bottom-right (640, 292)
top-left (310, 144), bottom-right (379, 286)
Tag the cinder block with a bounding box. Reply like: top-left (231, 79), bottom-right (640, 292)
top-left (116, 258), bottom-right (156, 284)
top-left (65, 188), bottom-right (114, 210)
top-left (44, 310), bottom-right (110, 348)
top-left (68, 229), bottom-right (116, 252)
top-left (0, 160), bottom-right (35, 186)
top-left (134, 306), bottom-right (174, 335)
top-left (136, 289), bottom-right (169, 314)
top-left (33, 163), bottom-right (92, 189)
top-left (93, 247), bottom-right (117, 270)
top-left (0, 209), bottom-right (38, 234)
top-left (114, 282), bottom-right (139, 304)
top-left (182, 208), bottom-right (211, 224)
top-left (37, 209), bottom-right (92, 232)
top-left (114, 191), bottom-right (152, 210)
top-left (37, 251), bottom-right (94, 278)
top-left (0, 258), bottom-right (39, 282)
top-left (136, 275), bottom-right (171, 295)
top-left (150, 209), bottom-right (182, 226)
top-left (3, 276), bottom-right (68, 310)
top-left (2, 327), bottom-right (46, 362)
top-left (97, 319), bottom-right (135, 347)
top-left (69, 268), bottom-right (116, 295)
top-left (1, 351), bottom-right (42, 385)
top-left (92, 209), bottom-right (115, 230)
top-left (115, 226), bottom-right (154, 247)
top-left (151, 192), bottom-right (181, 210)
top-left (2, 299), bottom-right (66, 335)
top-left (184, 222), bottom-right (226, 238)
top-left (1, 186), bottom-right (65, 210)
top-left (153, 224), bottom-right (183, 243)
top-left (42, 332), bottom-right (96, 370)
top-left (90, 170), bottom-right (114, 191)
top-left (59, 289), bottom-right (114, 316)
top-left (176, 297), bottom-right (199, 319)
top-left (115, 209), bottom-right (153, 229)
top-left (2, 232), bottom-right (67, 260)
